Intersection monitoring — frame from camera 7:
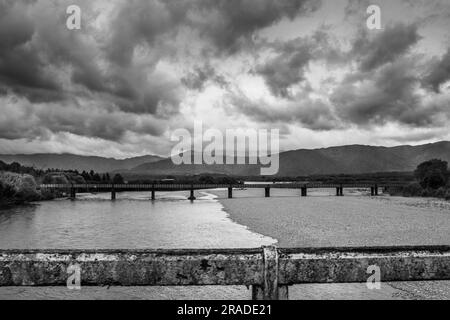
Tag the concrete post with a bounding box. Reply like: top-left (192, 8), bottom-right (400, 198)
top-left (151, 187), bottom-right (155, 201)
top-left (252, 246), bottom-right (289, 300)
top-left (339, 186), bottom-right (344, 196)
top-left (370, 187), bottom-right (375, 196)
top-left (265, 187), bottom-right (270, 198)
top-left (228, 187), bottom-right (233, 199)
top-left (375, 184), bottom-right (379, 196)
top-left (336, 187), bottom-right (340, 196)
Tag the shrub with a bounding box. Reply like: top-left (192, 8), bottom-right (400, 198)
top-left (421, 188), bottom-right (435, 197)
top-left (402, 182), bottom-right (423, 197)
top-left (0, 172), bottom-right (40, 203)
top-left (39, 188), bottom-right (57, 201)
top-left (414, 159), bottom-right (448, 189)
top-left (42, 173), bottom-right (70, 184)
top-left (445, 189), bottom-right (450, 201)
top-left (434, 187), bottom-right (447, 198)
top-left (113, 173), bottom-right (125, 184)
top-left (0, 180), bottom-right (16, 199)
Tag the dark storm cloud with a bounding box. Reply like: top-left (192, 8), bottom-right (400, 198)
top-left (181, 65), bottom-right (228, 91)
top-left (0, 1), bottom-right (64, 100)
top-left (0, 96), bottom-right (166, 141)
top-left (255, 39), bottom-right (312, 98)
top-left (191, 0), bottom-right (321, 54)
top-left (105, 0), bottom-right (321, 65)
top-left (423, 48), bottom-right (450, 92)
top-left (352, 23), bottom-right (421, 71)
top-left (331, 58), bottom-right (450, 127)
top-left (0, 0), bottom-right (321, 110)
top-left (105, 0), bottom-right (321, 92)
top-left (243, 20), bottom-right (447, 131)
top-left (0, 0), bottom-right (322, 144)
top-left (226, 89), bottom-right (340, 131)
top-left (326, 23), bottom-right (449, 129)
top-left (105, 0), bottom-right (189, 66)
top-left (1, 0), bottom-right (448, 151)
top-left (254, 29), bottom-right (345, 98)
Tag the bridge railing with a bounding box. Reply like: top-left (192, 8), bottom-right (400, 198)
top-left (1, 245), bottom-right (449, 300)
top-left (39, 183), bottom-right (408, 189)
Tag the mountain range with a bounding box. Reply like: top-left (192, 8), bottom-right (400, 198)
top-left (0, 153), bottom-right (163, 172)
top-left (1, 141), bottom-right (449, 176)
top-left (129, 141), bottom-right (450, 176)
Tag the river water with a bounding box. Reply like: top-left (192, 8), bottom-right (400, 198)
top-left (0, 190), bottom-right (275, 249)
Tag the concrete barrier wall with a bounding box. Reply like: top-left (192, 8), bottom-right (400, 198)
top-left (1, 246), bottom-right (449, 300)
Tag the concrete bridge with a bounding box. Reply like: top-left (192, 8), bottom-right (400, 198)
top-left (1, 245), bottom-right (449, 300)
top-left (39, 182), bottom-right (407, 200)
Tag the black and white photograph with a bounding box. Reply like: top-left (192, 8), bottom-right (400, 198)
top-left (0, 0), bottom-right (449, 308)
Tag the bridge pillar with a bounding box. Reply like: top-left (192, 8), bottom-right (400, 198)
top-left (188, 188), bottom-right (196, 201)
top-left (339, 187), bottom-right (344, 196)
top-left (370, 187), bottom-right (375, 196)
top-left (336, 187), bottom-right (340, 196)
top-left (301, 187), bottom-right (307, 197)
top-left (374, 185), bottom-right (379, 196)
top-left (151, 188), bottom-right (155, 201)
top-left (111, 184), bottom-right (116, 200)
top-left (228, 187), bottom-right (233, 199)
top-left (69, 187), bottom-right (76, 200)
top-left (265, 187), bottom-right (270, 198)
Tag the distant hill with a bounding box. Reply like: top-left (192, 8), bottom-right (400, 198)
top-left (0, 153), bottom-right (164, 173)
top-left (2, 141), bottom-right (449, 176)
top-left (129, 141), bottom-right (450, 176)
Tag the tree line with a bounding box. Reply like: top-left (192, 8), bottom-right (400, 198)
top-left (0, 160), bottom-right (124, 184)
top-left (398, 159), bottom-right (450, 199)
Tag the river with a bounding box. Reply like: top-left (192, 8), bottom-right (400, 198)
top-left (0, 190), bottom-right (275, 249)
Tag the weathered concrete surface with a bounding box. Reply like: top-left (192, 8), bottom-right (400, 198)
top-left (1, 246), bottom-right (449, 301)
top-left (278, 246), bottom-right (450, 284)
top-left (0, 249), bottom-right (263, 287)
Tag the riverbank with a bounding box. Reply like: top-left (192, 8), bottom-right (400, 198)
top-left (207, 189), bottom-right (450, 247)
top-left (205, 188), bottom-right (450, 299)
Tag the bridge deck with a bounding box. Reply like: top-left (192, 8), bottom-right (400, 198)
top-left (39, 182), bottom-right (407, 191)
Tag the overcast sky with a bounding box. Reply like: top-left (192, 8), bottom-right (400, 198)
top-left (0, 0), bottom-right (449, 158)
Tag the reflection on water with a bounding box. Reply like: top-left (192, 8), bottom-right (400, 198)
top-left (0, 190), bottom-right (275, 249)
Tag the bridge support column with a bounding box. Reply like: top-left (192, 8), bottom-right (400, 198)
top-left (111, 188), bottom-right (116, 200)
top-left (69, 187), bottom-right (76, 200)
top-left (188, 188), bottom-right (196, 201)
top-left (151, 189), bottom-right (155, 201)
top-left (301, 187), bottom-right (307, 197)
top-left (370, 187), bottom-right (375, 196)
top-left (374, 185), bottom-right (379, 196)
top-left (336, 187), bottom-right (340, 196)
top-left (339, 187), bottom-right (344, 196)
top-left (265, 187), bottom-right (270, 198)
top-left (228, 187), bottom-right (233, 199)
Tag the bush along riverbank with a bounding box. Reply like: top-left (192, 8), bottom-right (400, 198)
top-left (0, 172), bottom-right (55, 207)
top-left (389, 159), bottom-right (450, 200)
